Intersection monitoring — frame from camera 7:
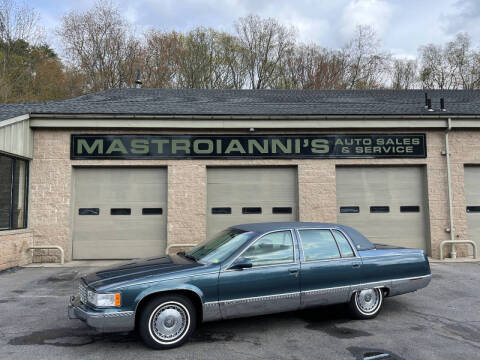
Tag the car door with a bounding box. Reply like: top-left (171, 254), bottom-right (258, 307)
top-left (218, 230), bottom-right (300, 319)
top-left (297, 228), bottom-right (363, 308)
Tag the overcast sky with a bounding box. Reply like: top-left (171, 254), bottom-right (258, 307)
top-left (31, 0), bottom-right (480, 59)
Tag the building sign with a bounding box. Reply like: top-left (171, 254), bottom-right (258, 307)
top-left (71, 134), bottom-right (426, 159)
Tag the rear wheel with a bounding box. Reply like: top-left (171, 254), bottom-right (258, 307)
top-left (138, 294), bottom-right (196, 349)
top-left (348, 288), bottom-right (383, 319)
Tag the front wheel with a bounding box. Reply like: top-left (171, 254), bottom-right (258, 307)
top-left (138, 294), bottom-right (197, 349)
top-left (348, 288), bottom-right (383, 319)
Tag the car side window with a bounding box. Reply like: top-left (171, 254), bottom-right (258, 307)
top-left (299, 229), bottom-right (340, 261)
top-left (332, 230), bottom-right (355, 257)
top-left (242, 231), bottom-right (294, 266)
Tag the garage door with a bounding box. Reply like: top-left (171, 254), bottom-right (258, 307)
top-left (73, 168), bottom-right (167, 259)
top-left (336, 166), bottom-right (429, 251)
top-left (207, 167), bottom-right (298, 239)
top-left (465, 166), bottom-right (480, 253)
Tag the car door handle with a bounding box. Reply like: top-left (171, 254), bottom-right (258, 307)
top-left (288, 268), bottom-right (299, 273)
top-left (352, 263), bottom-right (361, 268)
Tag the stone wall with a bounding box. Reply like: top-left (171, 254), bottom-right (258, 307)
top-left (21, 128), bottom-right (480, 264)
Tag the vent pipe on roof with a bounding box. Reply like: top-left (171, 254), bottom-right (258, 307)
top-left (427, 98), bottom-right (434, 111)
top-left (135, 70), bottom-right (142, 89)
top-left (424, 92), bottom-right (428, 108)
top-left (440, 98), bottom-right (446, 111)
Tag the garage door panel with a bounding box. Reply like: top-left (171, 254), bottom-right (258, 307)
top-left (73, 168), bottom-right (167, 259)
top-left (465, 166), bottom-right (480, 251)
top-left (74, 240), bottom-right (163, 259)
top-left (337, 166), bottom-right (428, 251)
top-left (76, 185), bottom-right (165, 204)
top-left (74, 220), bottom-right (163, 241)
top-left (209, 184), bottom-right (295, 202)
top-left (208, 168), bottom-right (296, 183)
top-left (207, 167), bottom-right (298, 239)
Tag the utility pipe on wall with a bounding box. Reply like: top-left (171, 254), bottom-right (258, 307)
top-left (445, 117), bottom-right (456, 258)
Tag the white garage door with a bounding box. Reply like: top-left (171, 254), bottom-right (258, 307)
top-left (207, 167), bottom-right (298, 239)
top-left (465, 166), bottom-right (480, 252)
top-left (336, 166), bottom-right (429, 251)
top-left (73, 168), bottom-right (167, 259)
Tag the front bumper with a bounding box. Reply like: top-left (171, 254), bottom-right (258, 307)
top-left (68, 296), bottom-right (135, 332)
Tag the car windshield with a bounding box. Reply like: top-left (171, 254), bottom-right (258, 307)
top-left (184, 229), bottom-right (256, 264)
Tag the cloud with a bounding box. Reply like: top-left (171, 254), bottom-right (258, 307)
top-left (340, 0), bottom-right (393, 40)
top-left (28, 0), bottom-right (480, 60)
top-left (442, 0), bottom-right (480, 43)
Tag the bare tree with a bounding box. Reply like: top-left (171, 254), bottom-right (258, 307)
top-left (143, 30), bottom-right (182, 88)
top-left (175, 27), bottom-right (217, 88)
top-left (235, 14), bottom-right (296, 89)
top-left (273, 44), bottom-right (347, 89)
top-left (144, 28), bottom-right (249, 89)
top-left (215, 32), bottom-right (248, 89)
top-left (391, 58), bottom-right (418, 89)
top-left (419, 43), bottom-right (456, 89)
top-left (342, 25), bottom-right (391, 89)
top-left (417, 33), bottom-right (480, 90)
top-left (57, 0), bottom-right (141, 91)
top-left (0, 0), bottom-right (43, 45)
top-left (445, 33), bottom-right (480, 89)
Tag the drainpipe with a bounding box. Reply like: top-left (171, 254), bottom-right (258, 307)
top-left (445, 117), bottom-right (456, 258)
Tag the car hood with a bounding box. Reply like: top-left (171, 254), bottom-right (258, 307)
top-left (82, 255), bottom-right (203, 289)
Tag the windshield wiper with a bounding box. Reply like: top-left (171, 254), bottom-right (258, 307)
top-left (177, 251), bottom-right (197, 262)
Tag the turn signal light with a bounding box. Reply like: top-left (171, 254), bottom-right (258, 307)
top-left (115, 293), bottom-right (121, 306)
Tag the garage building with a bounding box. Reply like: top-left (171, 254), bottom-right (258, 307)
top-left (0, 89), bottom-right (479, 268)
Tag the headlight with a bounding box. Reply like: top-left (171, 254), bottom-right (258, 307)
top-left (87, 290), bottom-right (121, 307)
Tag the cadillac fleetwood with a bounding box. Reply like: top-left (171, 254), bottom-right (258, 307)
top-left (68, 222), bottom-right (432, 349)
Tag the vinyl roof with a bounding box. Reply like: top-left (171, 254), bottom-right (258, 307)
top-left (2, 88), bottom-right (480, 122)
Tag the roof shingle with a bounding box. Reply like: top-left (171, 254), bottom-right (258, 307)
top-left (2, 88), bottom-right (480, 122)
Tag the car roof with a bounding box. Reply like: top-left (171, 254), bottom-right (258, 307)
top-left (230, 222), bottom-right (375, 251)
top-left (231, 222), bottom-right (339, 232)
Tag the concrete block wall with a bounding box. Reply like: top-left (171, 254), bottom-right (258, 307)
top-left (0, 230), bottom-right (33, 270)
top-left (1, 127), bottom-right (476, 266)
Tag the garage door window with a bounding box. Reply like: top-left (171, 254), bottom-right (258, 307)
top-left (79, 208), bottom-right (100, 215)
top-left (111, 208), bottom-right (131, 215)
top-left (272, 207), bottom-right (293, 214)
top-left (299, 230), bottom-right (340, 261)
top-left (142, 208), bottom-right (163, 215)
top-left (0, 154), bottom-right (28, 230)
top-left (242, 207), bottom-right (262, 214)
top-left (243, 231), bottom-right (294, 266)
top-left (370, 206), bottom-right (390, 213)
top-left (340, 206), bottom-right (360, 214)
top-left (467, 206), bottom-right (480, 213)
top-left (211, 207), bottom-right (231, 214)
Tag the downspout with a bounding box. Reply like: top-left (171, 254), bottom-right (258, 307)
top-left (445, 117), bottom-right (456, 258)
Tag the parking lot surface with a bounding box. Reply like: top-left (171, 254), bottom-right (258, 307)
top-left (0, 262), bottom-right (479, 360)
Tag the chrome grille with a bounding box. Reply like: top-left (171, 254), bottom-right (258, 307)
top-left (79, 282), bottom-right (87, 304)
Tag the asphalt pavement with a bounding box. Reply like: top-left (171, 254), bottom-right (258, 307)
top-left (0, 261), bottom-right (479, 360)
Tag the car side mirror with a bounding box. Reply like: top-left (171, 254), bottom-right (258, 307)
top-left (229, 257), bottom-right (253, 270)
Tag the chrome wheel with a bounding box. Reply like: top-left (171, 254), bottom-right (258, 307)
top-left (355, 288), bottom-right (382, 315)
top-left (148, 301), bottom-right (190, 345)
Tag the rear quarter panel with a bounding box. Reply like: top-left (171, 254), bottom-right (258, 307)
top-left (358, 248), bottom-right (431, 296)
top-left (359, 249), bottom-right (430, 281)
